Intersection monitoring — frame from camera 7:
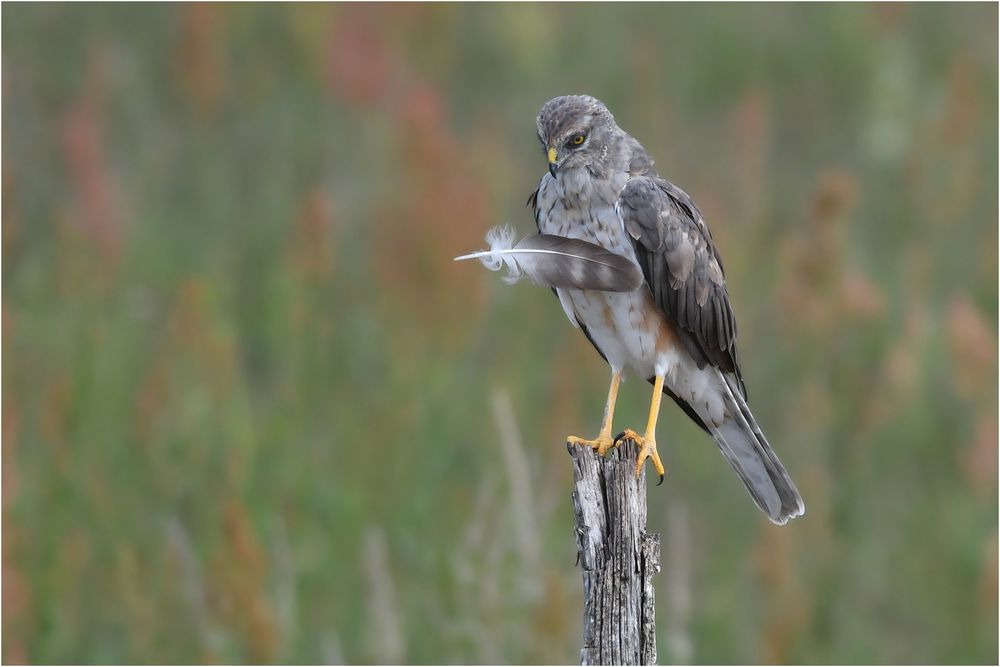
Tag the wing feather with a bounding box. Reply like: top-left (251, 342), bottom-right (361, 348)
top-left (619, 175), bottom-right (747, 397)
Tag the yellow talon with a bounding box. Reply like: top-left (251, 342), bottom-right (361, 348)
top-left (616, 375), bottom-right (667, 484)
top-left (567, 435), bottom-right (619, 456)
top-left (568, 370), bottom-right (667, 485)
top-left (568, 370), bottom-right (624, 458)
top-left (616, 428), bottom-right (643, 445)
top-left (636, 436), bottom-right (665, 481)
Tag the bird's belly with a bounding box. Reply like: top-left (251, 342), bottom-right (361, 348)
top-left (537, 178), bottom-right (680, 377)
top-left (567, 288), bottom-right (681, 379)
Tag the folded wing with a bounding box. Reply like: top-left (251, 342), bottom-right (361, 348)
top-left (618, 176), bottom-right (746, 396)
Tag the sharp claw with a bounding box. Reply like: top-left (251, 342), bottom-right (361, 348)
top-left (613, 431), bottom-right (627, 445)
top-left (657, 473), bottom-right (664, 486)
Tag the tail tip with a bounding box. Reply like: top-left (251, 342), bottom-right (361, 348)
top-left (768, 497), bottom-right (806, 526)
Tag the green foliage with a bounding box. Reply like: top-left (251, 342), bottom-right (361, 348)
top-left (3, 4), bottom-right (997, 663)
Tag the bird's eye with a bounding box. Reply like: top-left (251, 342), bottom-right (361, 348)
top-left (568, 133), bottom-right (586, 147)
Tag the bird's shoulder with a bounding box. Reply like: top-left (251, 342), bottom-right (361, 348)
top-left (618, 173), bottom-right (725, 276)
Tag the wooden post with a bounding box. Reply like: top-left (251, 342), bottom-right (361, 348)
top-left (568, 439), bottom-right (660, 666)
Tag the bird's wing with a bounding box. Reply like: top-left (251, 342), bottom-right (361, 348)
top-left (618, 175), bottom-right (747, 398)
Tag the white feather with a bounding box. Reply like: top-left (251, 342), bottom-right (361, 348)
top-left (453, 225), bottom-right (643, 291)
top-left (458, 224), bottom-right (526, 284)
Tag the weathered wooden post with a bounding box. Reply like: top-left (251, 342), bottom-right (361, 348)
top-left (568, 439), bottom-right (660, 666)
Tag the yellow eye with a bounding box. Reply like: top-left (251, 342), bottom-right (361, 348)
top-left (571, 133), bottom-right (586, 145)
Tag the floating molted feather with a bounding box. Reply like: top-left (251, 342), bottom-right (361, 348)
top-left (454, 225), bottom-right (643, 292)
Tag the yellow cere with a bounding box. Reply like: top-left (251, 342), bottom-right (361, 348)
top-left (547, 147), bottom-right (558, 164)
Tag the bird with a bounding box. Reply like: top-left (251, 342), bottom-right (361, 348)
top-left (526, 94), bottom-right (804, 525)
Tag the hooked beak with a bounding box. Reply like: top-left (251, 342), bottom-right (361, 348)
top-left (547, 146), bottom-right (559, 177)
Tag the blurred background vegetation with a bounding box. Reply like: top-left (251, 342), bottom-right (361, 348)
top-left (2, 3), bottom-right (997, 664)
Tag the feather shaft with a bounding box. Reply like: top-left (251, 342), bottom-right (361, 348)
top-left (454, 247), bottom-right (630, 270)
top-left (453, 225), bottom-right (643, 292)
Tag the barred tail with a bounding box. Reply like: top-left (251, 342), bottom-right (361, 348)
top-left (707, 372), bottom-right (805, 525)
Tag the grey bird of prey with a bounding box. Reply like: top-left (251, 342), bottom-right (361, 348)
top-left (528, 95), bottom-right (804, 524)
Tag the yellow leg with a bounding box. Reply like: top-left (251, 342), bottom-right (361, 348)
top-left (567, 370), bottom-right (622, 456)
top-left (616, 374), bottom-right (666, 483)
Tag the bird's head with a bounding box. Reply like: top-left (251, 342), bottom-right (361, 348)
top-left (535, 95), bottom-right (618, 177)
